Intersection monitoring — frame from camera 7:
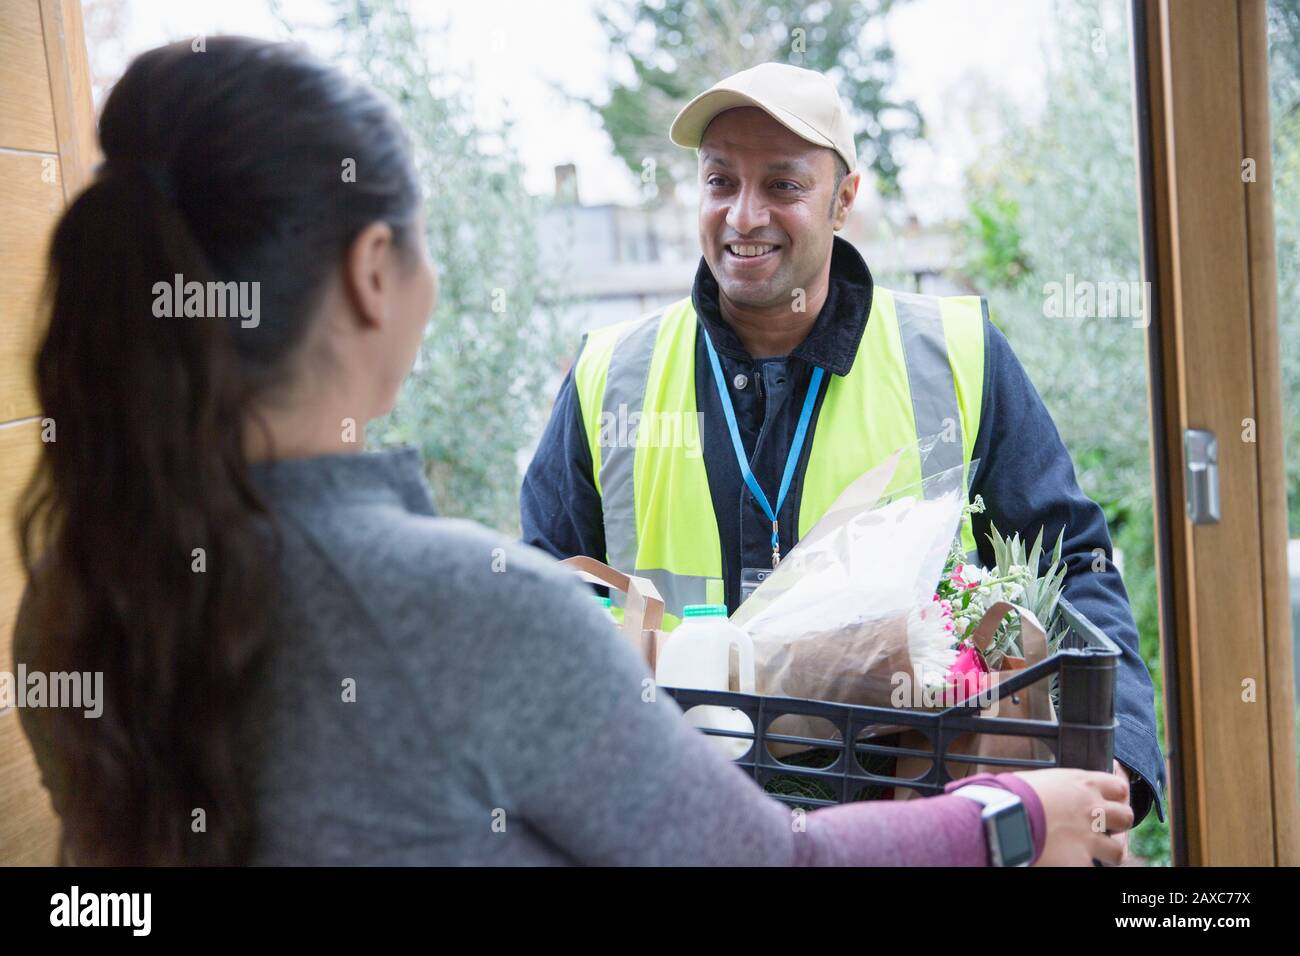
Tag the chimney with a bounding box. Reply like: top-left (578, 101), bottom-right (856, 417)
top-left (554, 163), bottom-right (579, 205)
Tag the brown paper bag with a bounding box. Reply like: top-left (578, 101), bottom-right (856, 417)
top-left (894, 601), bottom-right (1056, 798)
top-left (757, 614), bottom-right (916, 758)
top-left (560, 555), bottom-right (666, 669)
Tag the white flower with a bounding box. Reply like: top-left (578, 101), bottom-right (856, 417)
top-left (907, 601), bottom-right (959, 678)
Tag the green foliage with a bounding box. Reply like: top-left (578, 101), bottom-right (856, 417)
top-left (275, 0), bottom-right (567, 531)
top-left (1129, 806), bottom-right (1171, 866)
top-left (958, 0), bottom-right (1172, 864)
top-left (1270, 0), bottom-right (1300, 537)
top-left (958, 0), bottom-right (1153, 616)
top-left (1268, 0), bottom-right (1300, 845)
top-left (586, 0), bottom-right (923, 200)
top-left (961, 186), bottom-right (1031, 292)
top-left (985, 523), bottom-right (1069, 667)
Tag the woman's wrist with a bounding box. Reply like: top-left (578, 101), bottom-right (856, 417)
top-left (944, 772), bottom-right (1047, 865)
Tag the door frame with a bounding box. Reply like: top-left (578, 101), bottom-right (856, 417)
top-left (1133, 0), bottom-right (1300, 866)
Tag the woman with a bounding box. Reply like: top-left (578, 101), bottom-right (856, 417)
top-left (15, 37), bottom-right (1130, 866)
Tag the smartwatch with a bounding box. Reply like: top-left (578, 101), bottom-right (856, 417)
top-left (950, 784), bottom-right (1034, 867)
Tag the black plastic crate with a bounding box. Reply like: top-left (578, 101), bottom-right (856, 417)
top-left (663, 597), bottom-right (1118, 807)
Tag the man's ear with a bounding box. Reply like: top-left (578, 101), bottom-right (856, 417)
top-left (832, 171), bottom-right (861, 231)
top-left (342, 221), bottom-right (396, 329)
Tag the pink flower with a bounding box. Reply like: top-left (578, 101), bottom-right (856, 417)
top-left (946, 643), bottom-right (988, 699)
top-left (950, 563), bottom-right (984, 592)
top-left (929, 594), bottom-right (955, 625)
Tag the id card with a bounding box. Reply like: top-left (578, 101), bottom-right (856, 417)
top-left (739, 566), bottom-right (775, 606)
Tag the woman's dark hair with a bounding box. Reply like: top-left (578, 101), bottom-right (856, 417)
top-left (17, 37), bottom-right (421, 865)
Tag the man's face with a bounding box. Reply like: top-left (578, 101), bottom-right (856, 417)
top-left (697, 107), bottom-right (848, 310)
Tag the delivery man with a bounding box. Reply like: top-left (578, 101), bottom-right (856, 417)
top-left (520, 62), bottom-right (1164, 831)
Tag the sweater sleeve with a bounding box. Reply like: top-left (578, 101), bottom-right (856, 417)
top-left (444, 533), bottom-right (1045, 866)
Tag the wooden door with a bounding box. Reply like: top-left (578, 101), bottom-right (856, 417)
top-left (0, 0), bottom-right (95, 866)
top-left (1135, 0), bottom-right (1300, 866)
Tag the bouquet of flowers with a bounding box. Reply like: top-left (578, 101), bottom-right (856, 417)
top-left (730, 446), bottom-right (1074, 790)
top-left (735, 459), bottom-right (1072, 716)
top-left (929, 495), bottom-right (1069, 707)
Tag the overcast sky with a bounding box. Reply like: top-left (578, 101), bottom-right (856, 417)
top-left (85, 0), bottom-right (1073, 220)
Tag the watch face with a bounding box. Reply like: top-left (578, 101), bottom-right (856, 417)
top-left (993, 807), bottom-right (1034, 866)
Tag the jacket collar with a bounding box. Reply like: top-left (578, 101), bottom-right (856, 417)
top-left (689, 235), bottom-right (874, 376)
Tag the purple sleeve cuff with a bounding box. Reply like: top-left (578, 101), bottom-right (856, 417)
top-left (944, 772), bottom-right (1047, 865)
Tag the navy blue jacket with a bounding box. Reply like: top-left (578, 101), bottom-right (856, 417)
top-left (521, 237), bottom-right (1165, 824)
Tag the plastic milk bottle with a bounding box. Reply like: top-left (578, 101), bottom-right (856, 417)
top-left (655, 604), bottom-right (755, 759)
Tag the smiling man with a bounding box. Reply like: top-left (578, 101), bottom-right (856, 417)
top-left (520, 63), bottom-right (1165, 834)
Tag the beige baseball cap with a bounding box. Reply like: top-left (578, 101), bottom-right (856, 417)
top-left (669, 62), bottom-right (858, 173)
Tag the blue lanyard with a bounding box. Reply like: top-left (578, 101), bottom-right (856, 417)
top-left (701, 328), bottom-right (826, 567)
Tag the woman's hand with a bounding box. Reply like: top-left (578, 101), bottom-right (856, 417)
top-left (1013, 767), bottom-right (1134, 866)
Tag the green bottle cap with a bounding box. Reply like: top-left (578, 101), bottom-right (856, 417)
top-left (682, 603), bottom-right (728, 618)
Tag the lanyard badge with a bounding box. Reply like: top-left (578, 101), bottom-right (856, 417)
top-left (701, 327), bottom-right (826, 569)
top-left (740, 566), bottom-right (775, 605)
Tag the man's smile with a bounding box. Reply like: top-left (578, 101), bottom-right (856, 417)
top-left (724, 241), bottom-right (782, 267)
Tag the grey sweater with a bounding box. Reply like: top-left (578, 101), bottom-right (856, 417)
top-left (17, 447), bottom-right (1043, 865)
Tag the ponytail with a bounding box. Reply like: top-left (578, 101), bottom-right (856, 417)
top-left (18, 37), bottom-right (420, 865)
top-left (21, 158), bottom-right (273, 866)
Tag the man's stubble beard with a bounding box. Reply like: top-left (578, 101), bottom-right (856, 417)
top-left (715, 259), bottom-right (796, 312)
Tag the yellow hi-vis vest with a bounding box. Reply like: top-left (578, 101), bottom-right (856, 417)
top-left (573, 288), bottom-right (986, 625)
